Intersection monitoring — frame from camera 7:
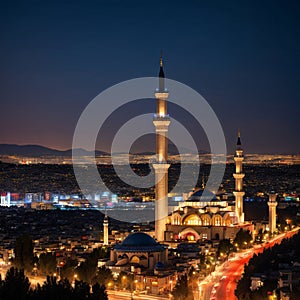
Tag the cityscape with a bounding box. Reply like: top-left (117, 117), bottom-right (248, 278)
top-left (0, 1), bottom-right (299, 300)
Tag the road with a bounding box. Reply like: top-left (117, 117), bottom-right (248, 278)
top-left (108, 290), bottom-right (169, 300)
top-left (199, 228), bottom-right (299, 300)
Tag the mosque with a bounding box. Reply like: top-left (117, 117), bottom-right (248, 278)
top-left (164, 132), bottom-right (254, 245)
top-left (107, 55), bottom-right (253, 254)
top-left (152, 56), bottom-right (253, 244)
top-left (104, 57), bottom-right (276, 294)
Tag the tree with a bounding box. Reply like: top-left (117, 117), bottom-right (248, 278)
top-left (72, 280), bottom-right (90, 300)
top-left (217, 239), bottom-right (234, 257)
top-left (92, 247), bottom-right (110, 259)
top-left (90, 283), bottom-right (108, 300)
top-left (0, 267), bottom-right (31, 300)
top-left (76, 256), bottom-right (97, 283)
top-left (39, 252), bottom-right (56, 275)
top-left (93, 266), bottom-right (113, 287)
top-left (14, 234), bottom-right (34, 272)
top-left (60, 259), bottom-right (78, 282)
top-left (171, 274), bottom-right (189, 300)
top-left (116, 271), bottom-right (134, 290)
top-left (234, 229), bottom-right (252, 249)
top-left (76, 247), bottom-right (109, 284)
top-left (32, 276), bottom-right (73, 300)
top-left (255, 228), bottom-right (264, 243)
top-left (235, 275), bottom-right (251, 300)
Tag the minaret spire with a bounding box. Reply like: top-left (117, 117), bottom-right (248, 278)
top-left (103, 210), bottom-right (109, 246)
top-left (158, 52), bottom-right (165, 91)
top-left (233, 130), bottom-right (245, 223)
top-left (153, 54), bottom-right (170, 241)
top-left (237, 129), bottom-right (241, 147)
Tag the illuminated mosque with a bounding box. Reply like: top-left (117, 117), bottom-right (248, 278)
top-left (164, 131), bottom-right (253, 244)
top-left (152, 56), bottom-right (253, 244)
top-left (107, 56), bottom-right (253, 274)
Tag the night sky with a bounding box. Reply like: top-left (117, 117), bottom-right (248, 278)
top-left (0, 0), bottom-right (299, 154)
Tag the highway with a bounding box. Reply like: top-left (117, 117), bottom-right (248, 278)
top-left (108, 290), bottom-right (169, 300)
top-left (199, 228), bottom-right (299, 300)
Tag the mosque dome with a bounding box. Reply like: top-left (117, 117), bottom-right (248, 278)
top-left (187, 189), bottom-right (217, 202)
top-left (115, 232), bottom-right (164, 252)
top-left (122, 232), bottom-right (157, 246)
top-left (154, 262), bottom-right (165, 269)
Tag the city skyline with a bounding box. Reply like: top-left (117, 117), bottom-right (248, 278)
top-left (0, 1), bottom-right (299, 154)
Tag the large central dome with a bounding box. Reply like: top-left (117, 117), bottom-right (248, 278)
top-left (187, 189), bottom-right (217, 202)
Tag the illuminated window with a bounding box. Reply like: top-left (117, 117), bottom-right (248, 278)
top-left (202, 216), bottom-right (210, 226)
top-left (130, 256), bottom-right (140, 264)
top-left (187, 234), bottom-right (195, 241)
top-left (173, 216), bottom-right (181, 225)
top-left (184, 214), bottom-right (200, 225)
top-left (214, 216), bottom-right (222, 226)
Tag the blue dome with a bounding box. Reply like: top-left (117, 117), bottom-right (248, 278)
top-left (154, 262), bottom-right (165, 269)
top-left (115, 232), bottom-right (164, 252)
top-left (187, 189), bottom-right (217, 201)
top-left (122, 232), bottom-right (157, 247)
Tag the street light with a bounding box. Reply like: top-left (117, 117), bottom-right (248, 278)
top-left (73, 274), bottom-right (78, 287)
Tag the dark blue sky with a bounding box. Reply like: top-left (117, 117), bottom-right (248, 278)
top-left (0, 0), bottom-right (299, 153)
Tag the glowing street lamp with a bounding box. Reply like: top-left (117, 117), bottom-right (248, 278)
top-left (107, 281), bottom-right (113, 289)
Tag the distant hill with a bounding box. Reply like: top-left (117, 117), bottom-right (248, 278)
top-left (0, 144), bottom-right (108, 157)
top-left (130, 143), bottom-right (209, 155)
top-left (0, 144), bottom-right (209, 157)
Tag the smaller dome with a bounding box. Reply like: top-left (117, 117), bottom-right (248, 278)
top-left (115, 232), bottom-right (164, 252)
top-left (154, 262), bottom-right (165, 269)
top-left (122, 232), bottom-right (157, 247)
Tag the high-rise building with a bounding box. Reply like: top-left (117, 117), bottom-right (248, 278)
top-left (153, 55), bottom-right (170, 241)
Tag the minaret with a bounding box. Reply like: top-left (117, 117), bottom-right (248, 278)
top-left (268, 192), bottom-right (277, 233)
top-left (103, 211), bottom-right (109, 246)
top-left (152, 55), bottom-right (170, 241)
top-left (233, 130), bottom-right (245, 223)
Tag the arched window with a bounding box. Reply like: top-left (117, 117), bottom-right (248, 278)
top-left (130, 256), bottom-right (140, 264)
top-left (173, 214), bottom-right (182, 225)
top-left (213, 215), bottom-right (222, 226)
top-left (202, 215), bottom-right (210, 226)
top-left (183, 214), bottom-right (201, 225)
